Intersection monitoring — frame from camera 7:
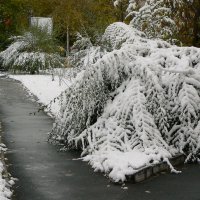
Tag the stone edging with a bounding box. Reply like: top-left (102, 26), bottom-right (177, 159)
top-left (127, 154), bottom-right (185, 183)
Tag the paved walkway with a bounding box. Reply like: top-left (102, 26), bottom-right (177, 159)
top-left (0, 77), bottom-right (200, 200)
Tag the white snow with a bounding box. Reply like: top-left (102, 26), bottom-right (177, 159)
top-left (0, 123), bottom-right (12, 200)
top-left (83, 149), bottom-right (169, 182)
top-left (0, 162), bottom-right (12, 200)
top-left (9, 74), bottom-right (73, 116)
top-left (0, 73), bottom-right (6, 77)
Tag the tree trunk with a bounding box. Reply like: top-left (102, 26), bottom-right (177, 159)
top-left (66, 26), bottom-right (70, 56)
top-left (192, 12), bottom-right (199, 46)
top-left (192, 2), bottom-right (200, 46)
top-left (119, 2), bottom-right (124, 22)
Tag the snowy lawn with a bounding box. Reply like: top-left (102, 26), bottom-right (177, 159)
top-left (9, 74), bottom-right (73, 116)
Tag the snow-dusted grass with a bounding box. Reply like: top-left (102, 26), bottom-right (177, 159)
top-left (9, 74), bottom-right (72, 116)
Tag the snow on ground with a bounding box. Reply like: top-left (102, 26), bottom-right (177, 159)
top-left (0, 156), bottom-right (12, 200)
top-left (0, 123), bottom-right (12, 200)
top-left (9, 74), bottom-right (73, 116)
top-left (83, 149), bottom-right (170, 182)
top-left (0, 73), bottom-right (6, 77)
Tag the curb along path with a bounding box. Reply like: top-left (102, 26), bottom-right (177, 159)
top-left (0, 77), bottom-right (200, 200)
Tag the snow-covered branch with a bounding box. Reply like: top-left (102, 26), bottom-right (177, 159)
top-left (50, 22), bottom-right (200, 182)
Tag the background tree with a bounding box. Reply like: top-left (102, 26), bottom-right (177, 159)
top-left (0, 0), bottom-right (29, 50)
top-left (0, 0), bottom-right (120, 51)
top-left (81, 0), bottom-right (118, 43)
top-left (114, 0), bottom-right (146, 22)
top-left (122, 0), bottom-right (200, 46)
top-left (114, 0), bottom-right (129, 22)
top-left (129, 0), bottom-right (183, 42)
top-left (176, 0), bottom-right (200, 46)
top-left (1, 0), bottom-right (200, 51)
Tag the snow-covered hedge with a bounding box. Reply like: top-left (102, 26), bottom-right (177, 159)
top-left (50, 22), bottom-right (200, 182)
top-left (0, 30), bottom-right (63, 74)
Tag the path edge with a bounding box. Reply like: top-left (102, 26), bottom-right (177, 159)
top-left (0, 121), bottom-right (13, 199)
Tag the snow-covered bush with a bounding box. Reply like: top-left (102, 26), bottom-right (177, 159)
top-left (50, 22), bottom-right (200, 182)
top-left (70, 33), bottom-right (107, 73)
top-left (0, 27), bottom-right (63, 74)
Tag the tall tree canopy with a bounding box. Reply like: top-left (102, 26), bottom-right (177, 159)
top-left (0, 0), bottom-right (29, 50)
top-left (0, 0), bottom-right (119, 50)
top-left (0, 0), bottom-right (200, 50)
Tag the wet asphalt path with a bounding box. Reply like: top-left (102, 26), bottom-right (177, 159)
top-left (0, 77), bottom-right (200, 200)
